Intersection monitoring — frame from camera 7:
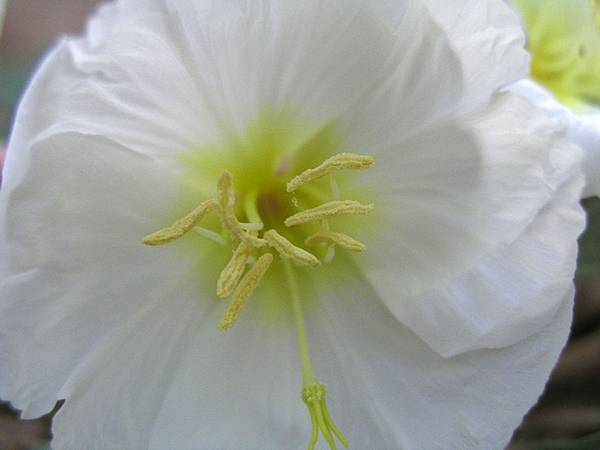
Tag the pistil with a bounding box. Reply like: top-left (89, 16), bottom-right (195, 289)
top-left (284, 260), bottom-right (348, 450)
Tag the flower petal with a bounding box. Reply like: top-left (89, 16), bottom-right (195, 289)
top-left (389, 169), bottom-right (584, 357)
top-left (509, 79), bottom-right (600, 198)
top-left (0, 132), bottom-right (201, 420)
top-left (147, 307), bottom-right (307, 450)
top-left (51, 291), bottom-right (208, 449)
top-left (11, 0), bottom-right (411, 162)
top-left (161, 0), bottom-right (399, 129)
top-left (357, 93), bottom-right (579, 307)
top-left (419, 0), bottom-right (530, 110)
top-left (7, 2), bottom-right (218, 162)
top-left (343, 0), bottom-right (464, 146)
top-left (307, 276), bottom-right (574, 450)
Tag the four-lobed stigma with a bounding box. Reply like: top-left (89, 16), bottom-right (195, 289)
top-left (142, 152), bottom-right (374, 450)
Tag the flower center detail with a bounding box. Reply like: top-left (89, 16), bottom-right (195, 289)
top-left (143, 151), bottom-right (374, 450)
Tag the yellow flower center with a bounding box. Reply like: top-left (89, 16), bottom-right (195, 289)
top-left (142, 107), bottom-right (378, 449)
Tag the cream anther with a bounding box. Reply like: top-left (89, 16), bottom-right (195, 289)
top-left (287, 153), bottom-right (374, 192)
top-left (142, 198), bottom-right (217, 246)
top-left (217, 241), bottom-right (253, 298)
top-left (264, 229), bottom-right (320, 267)
top-left (305, 230), bottom-right (366, 252)
top-left (285, 200), bottom-right (374, 227)
top-left (220, 253), bottom-right (273, 331)
top-left (217, 171), bottom-right (266, 248)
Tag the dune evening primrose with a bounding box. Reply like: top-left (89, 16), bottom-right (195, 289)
top-left (0, 0), bottom-right (587, 449)
top-left (510, 0), bottom-right (600, 197)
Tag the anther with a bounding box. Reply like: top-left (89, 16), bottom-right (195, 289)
top-left (216, 241), bottom-right (253, 298)
top-left (305, 231), bottom-right (366, 252)
top-left (217, 171), bottom-right (266, 248)
top-left (264, 229), bottom-right (320, 268)
top-left (219, 253), bottom-right (273, 331)
top-left (285, 200), bottom-right (374, 227)
top-left (142, 199), bottom-right (218, 246)
top-left (287, 153), bottom-right (374, 192)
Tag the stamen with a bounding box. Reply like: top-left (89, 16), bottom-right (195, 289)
top-left (305, 231), bottom-right (367, 252)
top-left (216, 241), bottom-right (253, 298)
top-left (193, 227), bottom-right (227, 246)
top-left (217, 171), bottom-right (266, 248)
top-left (243, 189), bottom-right (264, 229)
top-left (142, 199), bottom-right (217, 246)
top-left (219, 253), bottom-right (273, 331)
top-left (264, 229), bottom-right (321, 268)
top-left (239, 222), bottom-right (264, 231)
top-left (330, 176), bottom-right (341, 201)
top-left (285, 200), bottom-right (374, 227)
top-left (318, 220), bottom-right (338, 262)
top-left (287, 153), bottom-right (374, 192)
top-left (324, 245), bottom-right (336, 264)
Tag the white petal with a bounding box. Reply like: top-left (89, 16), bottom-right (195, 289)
top-left (162, 0), bottom-right (397, 129)
top-left (51, 290), bottom-right (206, 449)
top-left (509, 79), bottom-right (600, 198)
top-left (7, 2), bottom-right (220, 162)
top-left (357, 93), bottom-right (579, 305)
top-left (343, 0), bottom-right (464, 147)
top-left (378, 0), bottom-right (529, 113)
top-left (0, 132), bottom-right (202, 419)
top-left (147, 306), bottom-right (307, 450)
top-left (11, 0), bottom-right (407, 163)
top-left (307, 278), bottom-right (574, 450)
top-left (392, 170), bottom-right (584, 357)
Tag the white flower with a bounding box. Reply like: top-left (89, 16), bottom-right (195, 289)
top-left (509, 0), bottom-right (600, 197)
top-left (0, 1), bottom-right (585, 449)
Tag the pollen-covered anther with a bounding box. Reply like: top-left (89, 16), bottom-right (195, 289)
top-left (219, 253), bottom-right (273, 331)
top-left (285, 200), bottom-right (374, 227)
top-left (305, 230), bottom-right (366, 252)
top-left (216, 241), bottom-right (253, 298)
top-left (264, 229), bottom-right (320, 267)
top-left (287, 152), bottom-right (374, 192)
top-left (217, 171), bottom-right (266, 248)
top-left (302, 382), bottom-right (349, 450)
top-left (142, 198), bottom-right (218, 246)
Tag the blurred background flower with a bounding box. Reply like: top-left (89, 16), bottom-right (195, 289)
top-left (0, 1), bottom-right (599, 449)
top-left (511, 0), bottom-right (600, 108)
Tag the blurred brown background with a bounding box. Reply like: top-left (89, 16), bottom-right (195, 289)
top-left (0, 1), bottom-right (599, 449)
